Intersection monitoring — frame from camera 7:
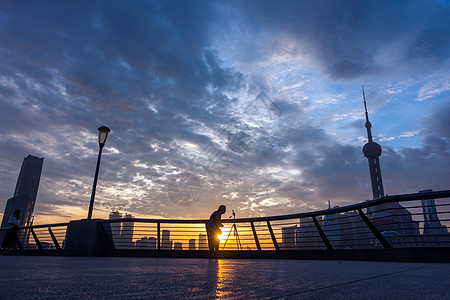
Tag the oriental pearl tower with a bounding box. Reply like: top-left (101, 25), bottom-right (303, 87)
top-left (361, 88), bottom-right (416, 235)
top-left (362, 87), bottom-right (384, 200)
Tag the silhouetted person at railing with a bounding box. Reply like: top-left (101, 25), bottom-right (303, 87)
top-left (207, 205), bottom-right (226, 252)
top-left (1, 209), bottom-right (20, 251)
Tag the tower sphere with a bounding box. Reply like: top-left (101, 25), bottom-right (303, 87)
top-left (362, 141), bottom-right (382, 157)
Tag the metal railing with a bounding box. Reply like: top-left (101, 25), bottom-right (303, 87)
top-left (101, 190), bottom-right (450, 251)
top-left (1, 190), bottom-right (449, 252)
top-left (0, 222), bottom-right (69, 251)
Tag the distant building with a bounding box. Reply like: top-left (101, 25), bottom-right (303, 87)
top-left (148, 237), bottom-right (157, 249)
top-left (281, 226), bottom-right (296, 249)
top-left (161, 230), bottom-right (172, 250)
top-left (109, 211), bottom-right (122, 247)
top-left (198, 233), bottom-right (208, 250)
top-left (370, 211), bottom-right (395, 232)
top-left (174, 242), bottom-right (183, 250)
top-left (120, 213), bottom-right (134, 249)
top-left (341, 211), bottom-right (370, 249)
top-left (338, 211), bottom-right (355, 249)
top-left (387, 207), bottom-right (419, 236)
top-left (420, 189), bottom-right (448, 236)
top-left (188, 239), bottom-right (196, 250)
top-left (322, 204), bottom-right (341, 248)
top-left (1, 155), bottom-right (44, 245)
top-left (296, 217), bottom-right (323, 250)
top-left (135, 237), bottom-right (156, 249)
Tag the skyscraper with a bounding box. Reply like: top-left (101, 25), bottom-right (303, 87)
top-left (198, 233), bottom-right (208, 250)
top-left (120, 213), bottom-right (134, 249)
top-left (341, 211), bottom-right (370, 249)
top-left (296, 217), bottom-right (322, 250)
top-left (1, 155), bottom-right (44, 235)
top-left (321, 206), bottom-right (341, 248)
top-left (281, 226), bottom-right (296, 249)
top-left (420, 189), bottom-right (448, 235)
top-left (109, 210), bottom-right (122, 247)
top-left (188, 238), bottom-right (196, 250)
top-left (161, 229), bottom-right (172, 249)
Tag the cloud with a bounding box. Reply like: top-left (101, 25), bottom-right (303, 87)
top-left (416, 76), bottom-right (450, 101)
top-left (378, 135), bottom-right (395, 142)
top-left (399, 130), bottom-right (420, 138)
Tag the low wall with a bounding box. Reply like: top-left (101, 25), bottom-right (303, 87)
top-left (4, 247), bottom-right (450, 263)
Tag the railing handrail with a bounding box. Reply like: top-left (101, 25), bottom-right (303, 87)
top-left (0, 222), bottom-right (70, 231)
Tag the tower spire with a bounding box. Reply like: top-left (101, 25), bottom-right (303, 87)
top-left (362, 86), bottom-right (373, 142)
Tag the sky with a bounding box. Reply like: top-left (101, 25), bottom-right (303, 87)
top-left (0, 0), bottom-right (449, 224)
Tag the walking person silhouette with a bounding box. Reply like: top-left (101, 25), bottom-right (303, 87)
top-left (1, 209), bottom-right (21, 251)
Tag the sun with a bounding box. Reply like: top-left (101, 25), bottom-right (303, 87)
top-left (218, 225), bottom-right (231, 243)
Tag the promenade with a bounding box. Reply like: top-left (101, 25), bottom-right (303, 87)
top-left (0, 256), bottom-right (448, 299)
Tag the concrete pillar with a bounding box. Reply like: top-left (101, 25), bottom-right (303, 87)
top-left (64, 219), bottom-right (114, 256)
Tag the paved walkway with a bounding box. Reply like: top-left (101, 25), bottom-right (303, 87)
top-left (0, 256), bottom-right (449, 299)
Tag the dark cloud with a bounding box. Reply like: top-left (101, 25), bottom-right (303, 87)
top-left (423, 97), bottom-right (450, 140)
top-left (231, 0), bottom-right (450, 80)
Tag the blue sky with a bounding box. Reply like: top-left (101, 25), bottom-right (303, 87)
top-left (0, 0), bottom-right (449, 223)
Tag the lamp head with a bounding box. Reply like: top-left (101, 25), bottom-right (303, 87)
top-left (98, 126), bottom-right (111, 146)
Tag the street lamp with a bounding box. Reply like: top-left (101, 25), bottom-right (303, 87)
top-left (87, 126), bottom-right (111, 219)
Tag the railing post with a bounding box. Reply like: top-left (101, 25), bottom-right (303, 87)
top-left (312, 216), bottom-right (333, 250)
top-left (205, 222), bottom-right (210, 251)
top-left (157, 222), bottom-right (161, 250)
top-left (358, 209), bottom-right (392, 248)
top-left (31, 228), bottom-right (43, 250)
top-left (251, 222), bottom-right (261, 251)
top-left (266, 221), bottom-right (279, 251)
top-left (48, 227), bottom-right (61, 250)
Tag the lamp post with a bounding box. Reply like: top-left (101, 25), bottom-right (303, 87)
top-left (87, 126), bottom-right (111, 219)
